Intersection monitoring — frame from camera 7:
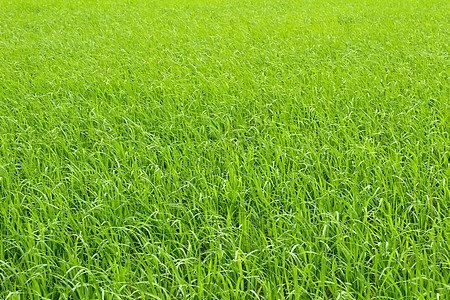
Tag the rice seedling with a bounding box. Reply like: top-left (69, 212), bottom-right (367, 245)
top-left (0, 0), bottom-right (449, 298)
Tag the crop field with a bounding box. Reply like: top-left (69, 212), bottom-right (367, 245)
top-left (0, 0), bottom-right (449, 298)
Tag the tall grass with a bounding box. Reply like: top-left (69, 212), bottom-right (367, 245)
top-left (0, 0), bottom-right (449, 298)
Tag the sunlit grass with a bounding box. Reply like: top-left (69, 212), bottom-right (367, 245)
top-left (0, 0), bottom-right (449, 298)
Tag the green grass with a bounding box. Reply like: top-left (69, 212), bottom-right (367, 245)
top-left (0, 0), bottom-right (449, 298)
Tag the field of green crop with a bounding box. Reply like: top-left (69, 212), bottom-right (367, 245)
top-left (0, 0), bottom-right (449, 298)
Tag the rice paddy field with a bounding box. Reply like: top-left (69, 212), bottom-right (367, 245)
top-left (0, 0), bottom-right (449, 298)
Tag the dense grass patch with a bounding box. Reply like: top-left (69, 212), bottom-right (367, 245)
top-left (0, 0), bottom-right (449, 298)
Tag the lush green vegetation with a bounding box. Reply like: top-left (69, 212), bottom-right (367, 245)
top-left (0, 0), bottom-right (449, 298)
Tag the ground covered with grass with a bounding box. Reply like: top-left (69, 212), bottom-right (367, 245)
top-left (0, 0), bottom-right (449, 298)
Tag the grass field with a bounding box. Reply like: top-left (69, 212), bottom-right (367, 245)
top-left (0, 0), bottom-right (449, 298)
